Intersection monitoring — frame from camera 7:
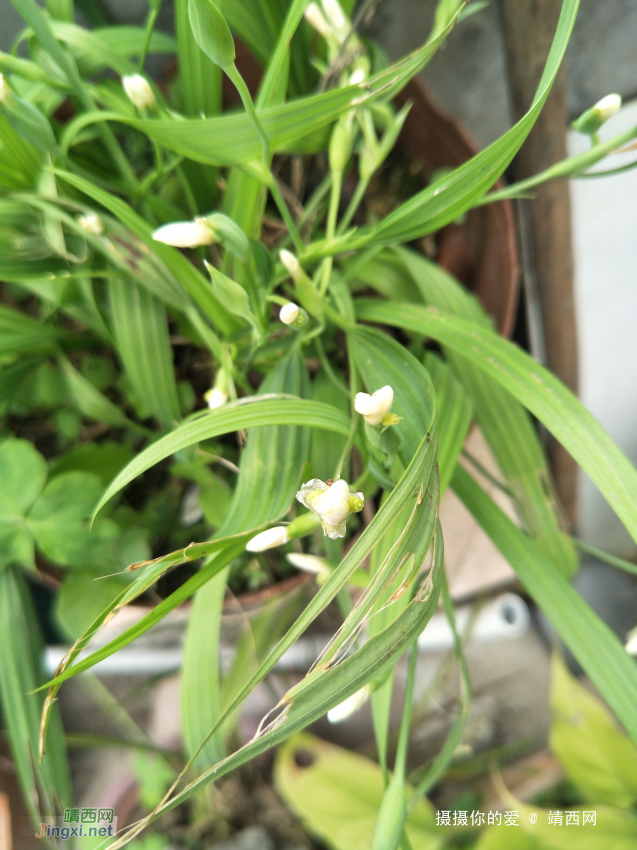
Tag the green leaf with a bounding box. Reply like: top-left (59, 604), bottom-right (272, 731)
top-left (175, 0), bottom-right (222, 117)
top-left (425, 352), bottom-right (472, 495)
top-left (274, 734), bottom-right (443, 850)
top-left (0, 438), bottom-right (47, 570)
top-left (188, 0), bottom-right (236, 68)
top-left (550, 654), bottom-right (637, 808)
top-left (385, 247), bottom-right (576, 576)
top-left (59, 355), bottom-right (143, 433)
top-left (348, 326), bottom-right (436, 467)
top-left (182, 350), bottom-right (311, 768)
top-left (37, 530), bottom-right (252, 757)
top-left (56, 571), bottom-right (130, 640)
top-left (490, 781), bottom-right (637, 850)
top-left (0, 567), bottom-right (72, 825)
top-left (93, 397), bottom-right (352, 519)
top-left (51, 169), bottom-right (238, 337)
top-left (352, 0), bottom-right (580, 246)
top-left (356, 298), bottom-right (637, 554)
top-left (105, 17), bottom-right (456, 167)
top-left (0, 303), bottom-right (60, 356)
top-left (27, 471), bottom-right (119, 568)
top-left (120, 506), bottom-right (443, 835)
top-left (452, 465), bottom-right (637, 744)
top-left (109, 278), bottom-right (182, 426)
top-left (206, 264), bottom-right (259, 330)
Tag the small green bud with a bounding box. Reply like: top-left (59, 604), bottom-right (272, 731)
top-left (329, 118), bottom-right (353, 174)
top-left (382, 412), bottom-right (400, 427)
top-left (287, 511), bottom-right (322, 539)
top-left (572, 93), bottom-right (622, 136)
top-left (348, 494), bottom-right (364, 513)
top-left (371, 777), bottom-right (407, 850)
top-left (188, 0), bottom-right (236, 68)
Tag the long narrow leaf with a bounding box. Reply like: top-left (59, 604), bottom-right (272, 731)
top-left (356, 300), bottom-right (637, 550)
top-left (453, 465), bottom-right (637, 743)
top-left (93, 398), bottom-right (352, 518)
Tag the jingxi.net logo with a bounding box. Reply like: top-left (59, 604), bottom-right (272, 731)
top-left (33, 808), bottom-right (118, 840)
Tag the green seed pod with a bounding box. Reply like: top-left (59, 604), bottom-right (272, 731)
top-left (371, 777), bottom-right (407, 850)
top-left (188, 0), bottom-right (236, 68)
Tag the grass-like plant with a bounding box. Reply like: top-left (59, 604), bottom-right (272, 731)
top-left (1, 0), bottom-right (637, 847)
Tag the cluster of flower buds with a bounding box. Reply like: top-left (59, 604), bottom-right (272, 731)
top-left (122, 74), bottom-right (157, 111)
top-left (279, 249), bottom-right (323, 318)
top-left (296, 478), bottom-right (364, 539)
top-left (572, 93), bottom-right (622, 138)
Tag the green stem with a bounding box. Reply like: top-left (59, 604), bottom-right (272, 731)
top-left (314, 334), bottom-right (350, 398)
top-left (224, 62), bottom-right (270, 164)
top-left (478, 122), bottom-right (637, 205)
top-left (138, 4), bottom-right (160, 72)
top-left (394, 644), bottom-right (418, 783)
top-left (319, 169), bottom-right (343, 296)
top-left (573, 538), bottom-right (637, 576)
top-left (268, 176), bottom-right (304, 253)
top-left (338, 174), bottom-right (370, 234)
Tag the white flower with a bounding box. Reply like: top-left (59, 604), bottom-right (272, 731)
top-left (279, 249), bottom-right (302, 281)
top-left (321, 0), bottom-right (347, 33)
top-left (246, 526), bottom-right (290, 552)
top-left (296, 478), bottom-right (363, 539)
top-left (286, 552), bottom-right (331, 577)
top-left (349, 68), bottom-right (366, 86)
top-left (152, 218), bottom-right (214, 248)
top-left (594, 93), bottom-right (621, 123)
top-left (327, 684), bottom-right (371, 723)
top-left (77, 212), bottom-right (104, 235)
top-left (304, 2), bottom-right (331, 37)
top-left (122, 74), bottom-right (156, 110)
top-left (0, 74), bottom-right (10, 105)
top-left (355, 385), bottom-right (394, 427)
top-left (204, 387), bottom-right (228, 409)
top-left (626, 627), bottom-right (637, 656)
top-left (280, 302), bottom-right (300, 325)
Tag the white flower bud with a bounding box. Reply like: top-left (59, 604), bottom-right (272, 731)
top-left (122, 74), bottom-right (156, 110)
top-left (322, 0), bottom-right (347, 33)
top-left (246, 526), bottom-right (290, 552)
top-left (594, 93), bottom-right (621, 123)
top-left (355, 385), bottom-right (394, 427)
top-left (0, 73), bottom-right (11, 105)
top-left (77, 212), bottom-right (104, 235)
top-left (626, 628), bottom-right (637, 656)
top-left (280, 302), bottom-right (300, 325)
top-left (286, 552), bottom-right (331, 577)
top-left (279, 248), bottom-right (302, 281)
top-left (152, 218), bottom-right (214, 248)
top-left (349, 68), bottom-right (366, 86)
top-left (304, 2), bottom-right (332, 38)
top-left (328, 684), bottom-right (371, 723)
top-left (296, 478), bottom-right (363, 539)
top-left (204, 387), bottom-right (228, 409)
